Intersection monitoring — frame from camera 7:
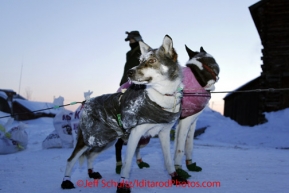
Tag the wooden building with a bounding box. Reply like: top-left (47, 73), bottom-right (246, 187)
top-left (224, 0), bottom-right (289, 126)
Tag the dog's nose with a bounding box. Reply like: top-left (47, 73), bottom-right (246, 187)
top-left (127, 69), bottom-right (135, 77)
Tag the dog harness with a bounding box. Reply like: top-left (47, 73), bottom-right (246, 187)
top-left (181, 67), bottom-right (211, 119)
top-left (80, 85), bottom-right (181, 147)
top-left (120, 84), bottom-right (181, 129)
top-left (118, 68), bottom-right (211, 120)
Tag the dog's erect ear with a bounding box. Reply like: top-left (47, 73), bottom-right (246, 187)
top-left (185, 45), bottom-right (199, 58)
top-left (162, 35), bottom-right (174, 56)
top-left (200, 47), bottom-right (207, 53)
top-left (139, 41), bottom-right (151, 55)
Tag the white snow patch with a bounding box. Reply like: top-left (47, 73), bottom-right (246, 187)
top-left (0, 107), bottom-right (289, 192)
top-left (88, 136), bottom-right (95, 145)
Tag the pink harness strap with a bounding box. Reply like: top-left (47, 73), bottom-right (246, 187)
top-left (181, 67), bottom-right (210, 119)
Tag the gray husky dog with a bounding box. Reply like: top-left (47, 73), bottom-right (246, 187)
top-left (61, 35), bottom-right (187, 192)
top-left (115, 45), bottom-right (220, 181)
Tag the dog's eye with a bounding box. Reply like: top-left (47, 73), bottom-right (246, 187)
top-left (148, 59), bottom-right (157, 63)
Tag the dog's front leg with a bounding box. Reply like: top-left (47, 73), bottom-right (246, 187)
top-left (174, 111), bottom-right (201, 166)
top-left (158, 125), bottom-right (175, 174)
top-left (159, 125), bottom-right (187, 185)
top-left (174, 111), bottom-right (202, 179)
top-left (120, 125), bottom-right (147, 179)
top-left (184, 119), bottom-right (197, 161)
top-left (184, 111), bottom-right (203, 172)
top-left (117, 124), bottom-right (150, 193)
top-left (173, 116), bottom-right (193, 180)
top-left (174, 117), bottom-right (191, 168)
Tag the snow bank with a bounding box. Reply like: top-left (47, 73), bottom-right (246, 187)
top-left (197, 107), bottom-right (289, 148)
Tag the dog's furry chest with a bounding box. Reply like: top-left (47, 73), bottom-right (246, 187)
top-left (79, 87), bottom-right (181, 147)
top-left (181, 67), bottom-right (211, 119)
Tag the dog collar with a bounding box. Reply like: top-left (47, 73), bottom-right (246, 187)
top-left (163, 86), bottom-right (183, 97)
top-left (202, 63), bottom-right (219, 82)
top-left (160, 86), bottom-right (183, 111)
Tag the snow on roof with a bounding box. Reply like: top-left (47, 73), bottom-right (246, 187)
top-left (0, 89), bottom-right (26, 99)
top-left (0, 89), bottom-right (15, 93)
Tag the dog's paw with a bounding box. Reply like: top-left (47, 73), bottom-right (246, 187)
top-left (171, 172), bottom-right (188, 185)
top-left (88, 172), bottom-right (102, 179)
top-left (116, 182), bottom-right (131, 193)
top-left (176, 168), bottom-right (191, 179)
top-left (137, 161), bottom-right (150, 169)
top-left (61, 180), bottom-right (75, 189)
top-left (116, 165), bottom-right (122, 174)
top-left (186, 162), bottom-right (202, 172)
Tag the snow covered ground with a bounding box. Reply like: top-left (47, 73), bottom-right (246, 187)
top-left (0, 107), bottom-right (289, 193)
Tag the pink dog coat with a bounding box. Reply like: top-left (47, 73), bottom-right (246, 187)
top-left (181, 67), bottom-right (210, 119)
top-left (118, 67), bottom-right (210, 120)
